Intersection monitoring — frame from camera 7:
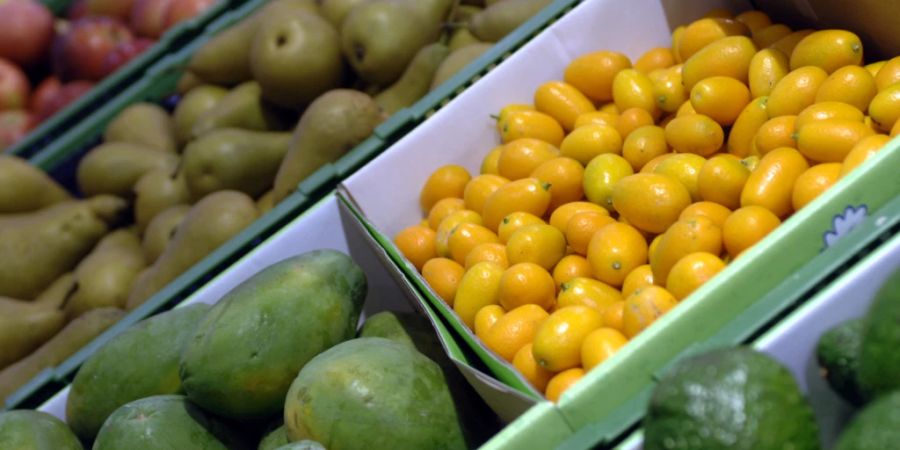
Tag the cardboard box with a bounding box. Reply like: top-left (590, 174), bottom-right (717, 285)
top-left (339, 0), bottom-right (900, 446)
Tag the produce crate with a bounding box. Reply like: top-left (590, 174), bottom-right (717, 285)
top-left (337, 0), bottom-right (900, 446)
top-left (4, 0), bottom-right (581, 412)
top-left (34, 192), bottom-right (504, 447)
top-left (615, 198), bottom-right (900, 450)
top-left (6, 0), bottom-right (240, 159)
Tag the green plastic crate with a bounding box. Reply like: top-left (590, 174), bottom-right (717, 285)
top-left (5, 0), bottom-right (239, 159)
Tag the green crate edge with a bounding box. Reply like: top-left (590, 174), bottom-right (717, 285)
top-left (9, 0), bottom-right (240, 159)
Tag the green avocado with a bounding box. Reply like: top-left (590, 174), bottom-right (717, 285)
top-left (644, 346), bottom-right (820, 450)
top-left (816, 318), bottom-right (865, 406)
top-left (835, 390), bottom-right (900, 450)
top-left (858, 268), bottom-right (900, 400)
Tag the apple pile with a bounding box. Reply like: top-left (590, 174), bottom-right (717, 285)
top-left (0, 0), bottom-right (217, 151)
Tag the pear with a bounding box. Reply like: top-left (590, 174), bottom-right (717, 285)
top-left (173, 85), bottom-right (228, 147)
top-left (453, 4), bottom-right (483, 23)
top-left (142, 204), bottom-right (191, 265)
top-left (256, 190), bottom-right (275, 214)
top-left (0, 156), bottom-right (72, 214)
top-left (341, 0), bottom-right (439, 87)
top-left (127, 191), bottom-right (259, 309)
top-left (34, 273), bottom-right (77, 309)
top-left (0, 307), bottom-right (125, 402)
top-left (431, 43), bottom-right (493, 90)
top-left (133, 167), bottom-right (190, 232)
top-left (375, 43), bottom-right (450, 114)
top-left (0, 196), bottom-right (127, 300)
top-left (251, 9), bottom-right (344, 109)
top-left (64, 230), bottom-right (146, 320)
top-left (448, 28), bottom-right (482, 52)
top-left (188, 0), bottom-right (319, 86)
top-left (469, 0), bottom-right (552, 42)
top-left (183, 128), bottom-right (292, 200)
top-left (177, 71), bottom-right (204, 94)
top-left (0, 299), bottom-right (66, 369)
top-left (272, 90), bottom-right (384, 203)
top-left (77, 142), bottom-right (180, 198)
top-left (319, 0), bottom-right (367, 27)
top-left (104, 103), bottom-right (178, 153)
top-left (190, 81), bottom-right (291, 138)
top-left (409, 0), bottom-right (456, 27)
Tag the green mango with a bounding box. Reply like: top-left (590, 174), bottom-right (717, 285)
top-left (104, 103), bottom-right (178, 153)
top-left (173, 85), bottom-right (229, 147)
top-left (66, 304), bottom-right (211, 441)
top-left (141, 204), bottom-right (191, 265)
top-left (284, 338), bottom-right (466, 450)
top-left (0, 410), bottom-right (82, 450)
top-left (469, 0), bottom-right (552, 42)
top-left (431, 43), bottom-right (493, 90)
top-left (0, 156), bottom-right (71, 214)
top-left (182, 129), bottom-right (292, 201)
top-left (375, 43), bottom-right (450, 114)
top-left (180, 250), bottom-right (366, 420)
top-left (258, 425), bottom-right (290, 450)
top-left (191, 81), bottom-right (291, 139)
top-left (64, 230), bottom-right (146, 319)
top-left (133, 166), bottom-right (190, 232)
top-left (251, 8), bottom-right (344, 109)
top-left (272, 89), bottom-right (383, 204)
top-left (126, 191), bottom-right (258, 309)
top-left (76, 142), bottom-right (179, 198)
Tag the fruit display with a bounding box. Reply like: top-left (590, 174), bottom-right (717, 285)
top-left (392, 6), bottom-right (899, 403)
top-left (0, 249), bottom-right (497, 449)
top-left (0, 0), bottom-right (560, 405)
top-left (0, 0), bottom-right (218, 151)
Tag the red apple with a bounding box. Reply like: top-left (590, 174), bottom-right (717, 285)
top-left (0, 58), bottom-right (30, 111)
top-left (165, 0), bottom-right (215, 29)
top-left (130, 0), bottom-right (175, 39)
top-left (0, 0), bottom-right (55, 67)
top-left (52, 17), bottom-right (134, 82)
top-left (29, 76), bottom-right (61, 115)
top-left (84, 0), bottom-right (135, 21)
top-left (100, 38), bottom-right (154, 78)
top-left (35, 80), bottom-right (93, 121)
top-left (0, 110), bottom-right (35, 151)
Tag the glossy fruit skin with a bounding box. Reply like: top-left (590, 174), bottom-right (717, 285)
top-left (534, 80), bottom-right (596, 131)
top-left (427, 198), bottom-right (465, 230)
top-left (505, 223), bottom-right (566, 270)
top-left (664, 114), bottom-right (724, 156)
top-left (532, 157), bottom-right (586, 211)
top-left (420, 165), bottom-right (471, 212)
top-left (635, 47), bottom-right (675, 73)
top-left (0, 0), bottom-right (54, 67)
top-left (874, 56), bottom-right (900, 90)
top-left (613, 173), bottom-right (692, 234)
top-left (497, 211), bottom-right (545, 244)
top-left (552, 254), bottom-right (593, 288)
top-left (650, 217), bottom-right (722, 284)
top-left (464, 174), bottom-right (509, 217)
top-left (769, 29), bottom-right (814, 57)
top-left (565, 211), bottom-right (616, 256)
top-left (741, 147), bottom-right (809, 218)
top-left (560, 124), bottom-right (623, 165)
top-left (495, 104), bottom-right (533, 135)
top-left (792, 163), bottom-right (842, 210)
top-left (498, 262), bottom-right (556, 311)
top-left (698, 154), bottom-right (751, 209)
top-left (497, 138), bottom-right (559, 181)
top-left (841, 134), bottom-right (890, 177)
top-left (532, 305), bottom-right (604, 371)
top-left (513, 343), bottom-right (553, 392)
top-left (766, 66), bottom-right (828, 118)
top-left (498, 110), bottom-right (565, 146)
top-left (869, 82), bottom-right (900, 132)
top-left (653, 153), bottom-right (706, 202)
top-left (548, 201), bottom-right (606, 233)
top-left (796, 119), bottom-right (874, 163)
top-left (447, 222), bottom-right (499, 266)
top-left (617, 107), bottom-right (655, 139)
top-left (682, 36), bottom-right (756, 91)
top-left (435, 209), bottom-right (481, 258)
top-left (678, 18), bottom-right (750, 62)
top-left (679, 201), bottom-right (732, 230)
top-left (564, 50), bottom-right (632, 103)
top-left (622, 286), bottom-right (678, 338)
top-left (556, 277), bottom-right (623, 312)
top-left (748, 48), bottom-right (789, 98)
top-left (587, 222), bottom-right (648, 287)
top-left (789, 29), bottom-right (863, 73)
top-left (465, 242), bottom-right (508, 270)
top-left (422, 258), bottom-right (465, 306)
top-left (613, 69), bottom-right (661, 119)
top-left (652, 66), bottom-right (688, 114)
top-left (481, 146), bottom-right (502, 175)
top-left (394, 225), bottom-right (437, 271)
top-left (474, 304), bottom-right (505, 341)
top-left (52, 17), bottom-right (135, 82)
top-left (666, 251), bottom-right (726, 300)
top-left (753, 115), bottom-right (797, 155)
top-left (794, 101), bottom-right (865, 130)
top-left (544, 367), bottom-right (585, 402)
top-left (581, 327), bottom-right (629, 371)
top-left (622, 264), bottom-right (655, 299)
top-left (728, 96), bottom-right (769, 157)
top-left (735, 10), bottom-right (771, 32)
top-left (751, 23), bottom-right (792, 48)
top-left (722, 205), bottom-right (781, 257)
top-left (453, 261), bottom-right (504, 329)
top-left (583, 154), bottom-right (634, 212)
top-left (689, 76), bottom-right (750, 126)
top-left (623, 125), bottom-right (670, 171)
top-left (483, 304), bottom-right (549, 362)
top-left (574, 111), bottom-right (618, 129)
top-left (482, 178), bottom-right (552, 232)
top-left (816, 66), bottom-right (877, 112)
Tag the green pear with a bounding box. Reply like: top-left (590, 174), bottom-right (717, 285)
top-left (34, 273), bottom-right (77, 309)
top-left (127, 191), bottom-right (259, 309)
top-left (104, 103), bottom-right (178, 153)
top-left (142, 204), bottom-right (191, 265)
top-left (272, 90), bottom-right (383, 203)
top-left (375, 43), bottom-right (450, 114)
top-left (431, 43), bottom-right (493, 90)
top-left (177, 71), bottom-right (204, 94)
top-left (453, 4), bottom-right (483, 22)
top-left (0, 307), bottom-right (125, 402)
top-left (319, 0), bottom-right (367, 27)
top-left (77, 142), bottom-right (180, 198)
top-left (0, 196), bottom-right (127, 300)
top-left (0, 156), bottom-right (72, 214)
top-left (0, 299), bottom-right (66, 369)
top-left (188, 0), bottom-right (319, 86)
top-left (133, 167), bottom-right (190, 232)
top-left (173, 85), bottom-right (228, 147)
top-left (251, 9), bottom-right (344, 109)
top-left (64, 230), bottom-right (146, 320)
top-left (256, 190), bottom-right (275, 214)
top-left (190, 81), bottom-right (291, 138)
top-left (183, 128), bottom-right (292, 201)
top-left (448, 28), bottom-right (482, 52)
top-left (469, 0), bottom-right (552, 42)
top-left (410, 0), bottom-right (456, 26)
top-left (341, 0), bottom-right (440, 87)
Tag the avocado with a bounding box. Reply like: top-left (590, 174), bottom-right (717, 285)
top-left (858, 268), bottom-right (900, 400)
top-left (816, 318), bottom-right (865, 406)
top-left (644, 346), bottom-right (820, 450)
top-left (834, 390), bottom-right (900, 450)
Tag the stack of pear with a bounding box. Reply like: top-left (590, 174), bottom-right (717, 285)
top-left (0, 156), bottom-right (71, 213)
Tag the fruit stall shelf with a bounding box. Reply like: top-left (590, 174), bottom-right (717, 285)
top-left (337, 0), bottom-right (900, 447)
top-left (614, 199), bottom-right (900, 450)
top-left (6, 0), bottom-right (243, 160)
top-left (4, 0), bottom-right (583, 412)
